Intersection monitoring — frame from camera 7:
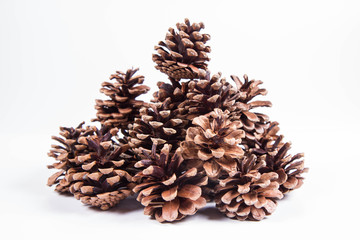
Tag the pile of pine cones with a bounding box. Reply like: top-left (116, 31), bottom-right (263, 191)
top-left (47, 19), bottom-right (308, 222)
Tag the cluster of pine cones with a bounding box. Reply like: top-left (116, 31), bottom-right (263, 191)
top-left (47, 19), bottom-right (308, 222)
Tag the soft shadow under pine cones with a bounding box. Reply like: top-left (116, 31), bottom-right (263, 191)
top-left (46, 18), bottom-right (308, 223)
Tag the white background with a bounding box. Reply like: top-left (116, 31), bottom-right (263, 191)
top-left (1, 0), bottom-right (359, 239)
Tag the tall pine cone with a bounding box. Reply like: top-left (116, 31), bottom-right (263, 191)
top-left (181, 108), bottom-right (245, 178)
top-left (128, 100), bottom-right (188, 159)
top-left (153, 18), bottom-right (211, 80)
top-left (93, 68), bottom-right (150, 135)
top-left (47, 122), bottom-right (95, 193)
top-left (215, 154), bottom-right (283, 221)
top-left (133, 144), bottom-right (208, 222)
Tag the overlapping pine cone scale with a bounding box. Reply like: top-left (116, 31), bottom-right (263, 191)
top-left (128, 100), bottom-right (189, 159)
top-left (133, 144), bottom-right (208, 222)
top-left (93, 68), bottom-right (150, 134)
top-left (47, 122), bottom-right (96, 193)
top-left (215, 154), bottom-right (284, 221)
top-left (153, 18), bottom-right (211, 80)
top-left (181, 108), bottom-right (245, 178)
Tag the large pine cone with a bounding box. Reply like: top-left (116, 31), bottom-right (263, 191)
top-left (181, 109), bottom-right (245, 178)
top-left (215, 154), bottom-right (283, 221)
top-left (47, 122), bottom-right (95, 193)
top-left (133, 144), bottom-right (208, 222)
top-left (153, 18), bottom-right (211, 80)
top-left (128, 100), bottom-right (188, 159)
top-left (93, 68), bottom-right (150, 135)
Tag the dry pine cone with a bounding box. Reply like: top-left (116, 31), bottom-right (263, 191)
top-left (153, 18), bottom-right (211, 80)
top-left (215, 154), bottom-right (283, 221)
top-left (47, 122), bottom-right (95, 193)
top-left (128, 100), bottom-right (188, 159)
top-left (93, 68), bottom-right (150, 134)
top-left (133, 144), bottom-right (208, 222)
top-left (181, 108), bottom-right (245, 178)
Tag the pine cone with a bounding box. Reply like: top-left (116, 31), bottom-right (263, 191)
top-left (249, 122), bottom-right (308, 194)
top-left (128, 100), bottom-right (188, 159)
top-left (152, 80), bottom-right (189, 109)
top-left (47, 122), bottom-right (95, 193)
top-left (153, 18), bottom-right (211, 80)
top-left (229, 74), bottom-right (272, 142)
top-left (63, 126), bottom-right (135, 210)
top-left (183, 72), bottom-right (234, 120)
top-left (133, 144), bottom-right (208, 222)
top-left (93, 68), bottom-right (150, 135)
top-left (215, 154), bottom-right (283, 221)
top-left (181, 108), bottom-right (245, 178)
top-left (184, 73), bottom-right (271, 141)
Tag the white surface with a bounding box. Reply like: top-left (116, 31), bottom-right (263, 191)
top-left (0, 0), bottom-right (359, 239)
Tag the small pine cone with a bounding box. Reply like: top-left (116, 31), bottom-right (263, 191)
top-left (153, 18), bottom-right (211, 80)
top-left (47, 122), bottom-right (95, 193)
top-left (93, 68), bottom-right (150, 135)
top-left (215, 154), bottom-right (284, 221)
top-left (128, 101), bottom-right (188, 159)
top-left (133, 144), bottom-right (208, 222)
top-left (181, 108), bottom-right (245, 178)
top-left (63, 126), bottom-right (135, 210)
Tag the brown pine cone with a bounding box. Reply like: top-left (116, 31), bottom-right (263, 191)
top-left (258, 141), bottom-right (308, 194)
top-left (229, 74), bottom-right (272, 143)
top-left (215, 154), bottom-right (283, 221)
top-left (47, 122), bottom-right (95, 193)
top-left (153, 18), bottom-right (211, 80)
top-left (183, 72), bottom-right (235, 120)
top-left (93, 68), bottom-right (150, 135)
top-left (133, 144), bottom-right (208, 222)
top-left (53, 125), bottom-right (135, 210)
top-left (128, 100), bottom-right (188, 159)
top-left (181, 108), bottom-right (245, 178)
top-left (248, 121), bottom-right (308, 194)
top-left (152, 80), bottom-right (189, 111)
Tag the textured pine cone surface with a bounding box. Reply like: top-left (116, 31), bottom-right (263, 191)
top-left (215, 154), bottom-right (283, 221)
top-left (181, 108), bottom-right (245, 178)
top-left (47, 122), bottom-right (95, 193)
top-left (128, 100), bottom-right (188, 159)
top-left (133, 144), bottom-right (208, 222)
top-left (153, 18), bottom-right (211, 80)
top-left (250, 122), bottom-right (308, 194)
top-left (48, 124), bottom-right (136, 210)
top-left (93, 68), bottom-right (150, 135)
top-left (47, 18), bottom-right (307, 223)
